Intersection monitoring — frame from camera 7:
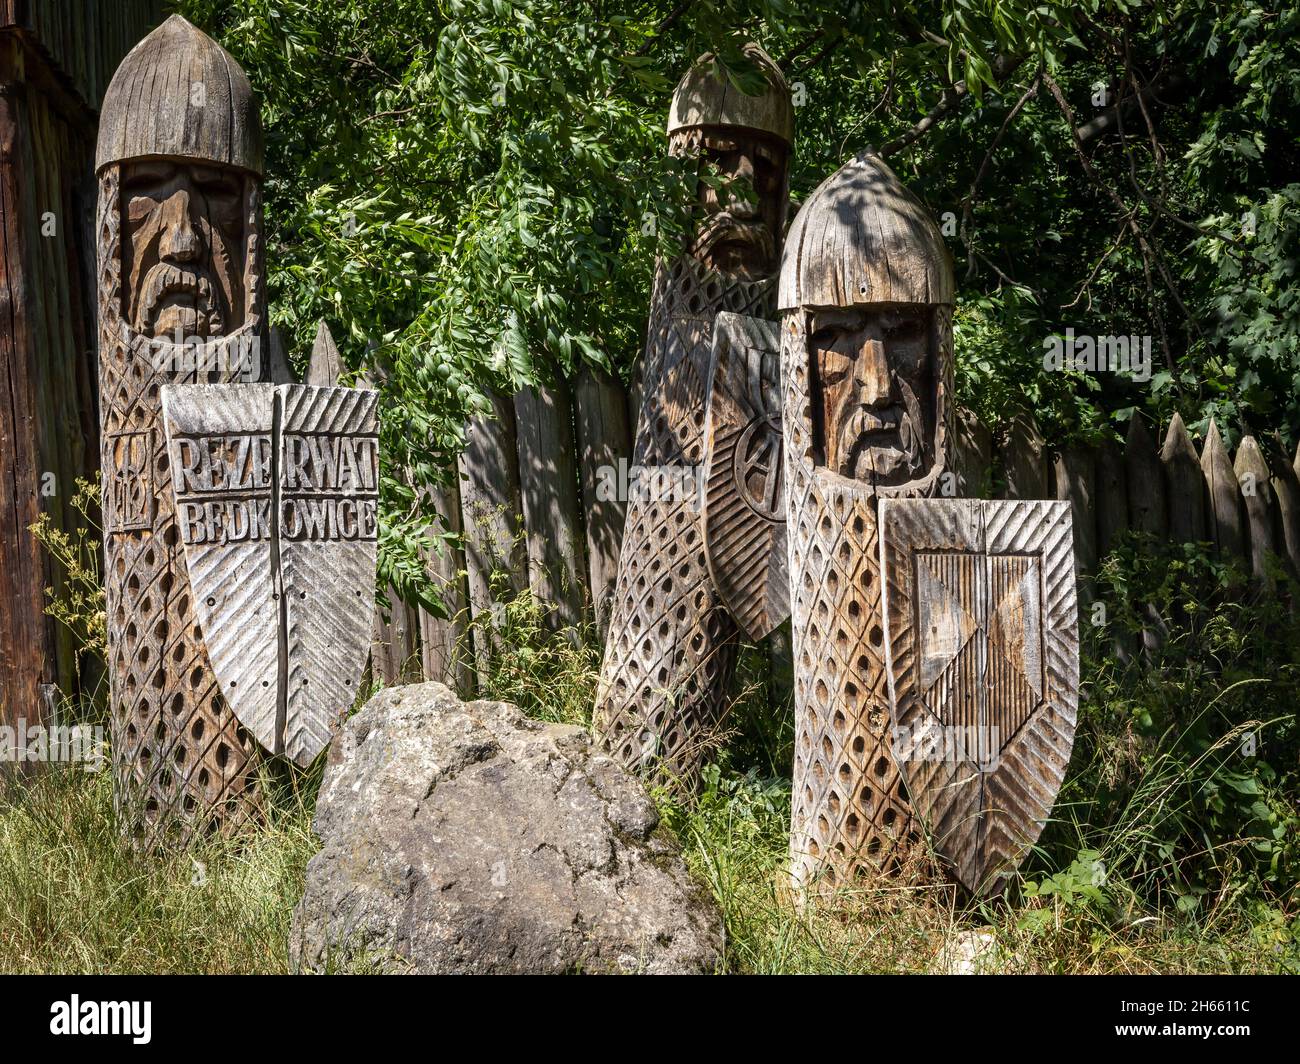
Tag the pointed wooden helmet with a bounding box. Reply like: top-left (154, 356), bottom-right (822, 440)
top-left (666, 42), bottom-right (794, 146)
top-left (96, 14), bottom-right (264, 176)
top-left (778, 151), bottom-right (952, 310)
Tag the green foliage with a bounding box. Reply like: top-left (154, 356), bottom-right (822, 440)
top-left (1036, 538), bottom-right (1300, 922)
top-left (171, 0), bottom-right (1300, 612)
top-left (28, 478), bottom-right (106, 675)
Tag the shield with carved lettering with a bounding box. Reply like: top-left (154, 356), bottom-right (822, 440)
top-left (879, 498), bottom-right (1079, 896)
top-left (701, 311), bottom-right (790, 639)
top-left (162, 382), bottom-right (379, 766)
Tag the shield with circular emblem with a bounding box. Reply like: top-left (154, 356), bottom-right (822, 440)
top-left (701, 311), bottom-right (789, 639)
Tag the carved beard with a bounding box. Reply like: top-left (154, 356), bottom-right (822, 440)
top-left (670, 127), bottom-right (787, 282)
top-left (118, 162), bottom-right (253, 340)
top-left (135, 261), bottom-right (225, 338)
top-left (692, 209), bottom-right (777, 280)
top-left (838, 380), bottom-right (931, 483)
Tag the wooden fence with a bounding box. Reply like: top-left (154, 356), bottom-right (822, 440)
top-left (0, 2), bottom-right (162, 731)
top-left (375, 365), bottom-right (1300, 695)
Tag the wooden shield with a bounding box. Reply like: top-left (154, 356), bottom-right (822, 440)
top-left (702, 311), bottom-right (789, 639)
top-left (163, 383), bottom-right (379, 766)
top-left (879, 499), bottom-right (1079, 895)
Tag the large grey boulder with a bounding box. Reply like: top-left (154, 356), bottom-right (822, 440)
top-left (291, 682), bottom-right (724, 974)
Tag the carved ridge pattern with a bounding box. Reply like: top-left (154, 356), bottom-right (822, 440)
top-left (880, 498), bottom-right (1079, 894)
top-left (593, 255), bottom-right (773, 787)
top-left (98, 168), bottom-right (263, 845)
top-left (782, 312), bottom-right (920, 890)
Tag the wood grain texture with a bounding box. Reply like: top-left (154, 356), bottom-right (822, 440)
top-left (96, 16), bottom-right (262, 176)
top-left (1125, 413), bottom-right (1166, 537)
top-left (665, 42), bottom-right (793, 144)
top-left (952, 406), bottom-right (992, 499)
top-left (306, 319), bottom-right (342, 387)
top-left (701, 311), bottom-right (789, 640)
top-left (1233, 434), bottom-right (1275, 586)
top-left (161, 382), bottom-right (378, 767)
top-left (1202, 419), bottom-right (1244, 561)
top-left (778, 152), bottom-right (956, 892)
top-left (1271, 440), bottom-right (1300, 578)
top-left (1095, 435), bottom-right (1128, 558)
top-left (420, 477), bottom-right (472, 695)
top-left (574, 365), bottom-right (632, 635)
top-left (3, 0), bottom-right (160, 114)
top-left (1161, 413), bottom-right (1205, 544)
top-left (267, 326), bottom-right (295, 383)
top-left (1055, 444), bottom-right (1096, 577)
top-left (880, 498), bottom-right (1079, 897)
top-left (96, 20), bottom-right (268, 842)
top-left (98, 171), bottom-right (263, 844)
top-left (278, 385), bottom-right (379, 763)
top-left (514, 379), bottom-right (586, 632)
top-left (161, 383), bottom-right (278, 757)
top-left (457, 392), bottom-right (526, 682)
top-left (1002, 413), bottom-right (1049, 500)
top-left (1, 7), bottom-right (155, 730)
top-left (777, 151), bottom-right (953, 311)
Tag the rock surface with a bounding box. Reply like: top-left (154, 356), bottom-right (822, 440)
top-left (291, 682), bottom-right (724, 974)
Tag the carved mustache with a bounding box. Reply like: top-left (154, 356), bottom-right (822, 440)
top-left (841, 404), bottom-right (925, 478)
top-left (138, 262), bottom-right (221, 331)
top-left (693, 211), bottom-right (775, 261)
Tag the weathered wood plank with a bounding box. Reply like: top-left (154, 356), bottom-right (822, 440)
top-left (1125, 412), bottom-right (1166, 537)
top-left (514, 380), bottom-right (586, 633)
top-left (574, 365), bottom-right (632, 636)
top-left (1271, 439), bottom-right (1300, 579)
top-left (1002, 413), bottom-right (1049, 499)
top-left (421, 478), bottom-right (473, 696)
top-left (458, 392), bottom-right (527, 682)
top-left (952, 406), bottom-right (992, 499)
top-left (306, 319), bottom-right (343, 387)
top-left (881, 498), bottom-right (1079, 897)
top-left (1234, 434), bottom-right (1276, 586)
top-left (1094, 435), bottom-right (1128, 557)
top-left (267, 325), bottom-right (295, 383)
top-left (1160, 412), bottom-right (1205, 543)
top-left (1201, 418), bottom-right (1244, 561)
top-left (0, 77), bottom-right (47, 732)
top-left (1054, 444), bottom-right (1096, 578)
top-left (371, 588), bottom-right (420, 684)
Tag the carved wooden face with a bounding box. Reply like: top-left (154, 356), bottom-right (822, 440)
top-left (120, 159), bottom-right (247, 339)
top-left (692, 130), bottom-right (787, 280)
top-left (807, 304), bottom-right (937, 485)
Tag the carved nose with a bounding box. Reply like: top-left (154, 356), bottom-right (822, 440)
top-left (856, 337), bottom-right (892, 406)
top-left (726, 154), bottom-right (758, 217)
top-left (159, 190), bottom-right (202, 263)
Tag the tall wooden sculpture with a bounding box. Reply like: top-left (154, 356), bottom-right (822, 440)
top-left (593, 45), bottom-right (792, 787)
top-left (97, 16), bottom-right (268, 842)
top-left (779, 152), bottom-right (956, 889)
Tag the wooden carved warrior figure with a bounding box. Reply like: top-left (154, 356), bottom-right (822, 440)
top-left (593, 46), bottom-right (793, 786)
top-left (97, 15), bottom-right (267, 843)
top-left (779, 152), bottom-right (955, 889)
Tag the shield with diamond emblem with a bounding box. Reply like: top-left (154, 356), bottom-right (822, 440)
top-left (879, 498), bottom-right (1079, 896)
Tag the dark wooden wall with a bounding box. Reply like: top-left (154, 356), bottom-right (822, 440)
top-left (0, 2), bottom-right (161, 730)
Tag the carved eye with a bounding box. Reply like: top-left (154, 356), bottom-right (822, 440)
top-left (810, 325), bottom-right (843, 348)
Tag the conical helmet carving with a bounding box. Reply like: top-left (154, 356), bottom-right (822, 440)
top-left (96, 14), bottom-right (264, 176)
top-left (667, 42), bottom-right (794, 145)
top-left (779, 151), bottom-right (952, 310)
